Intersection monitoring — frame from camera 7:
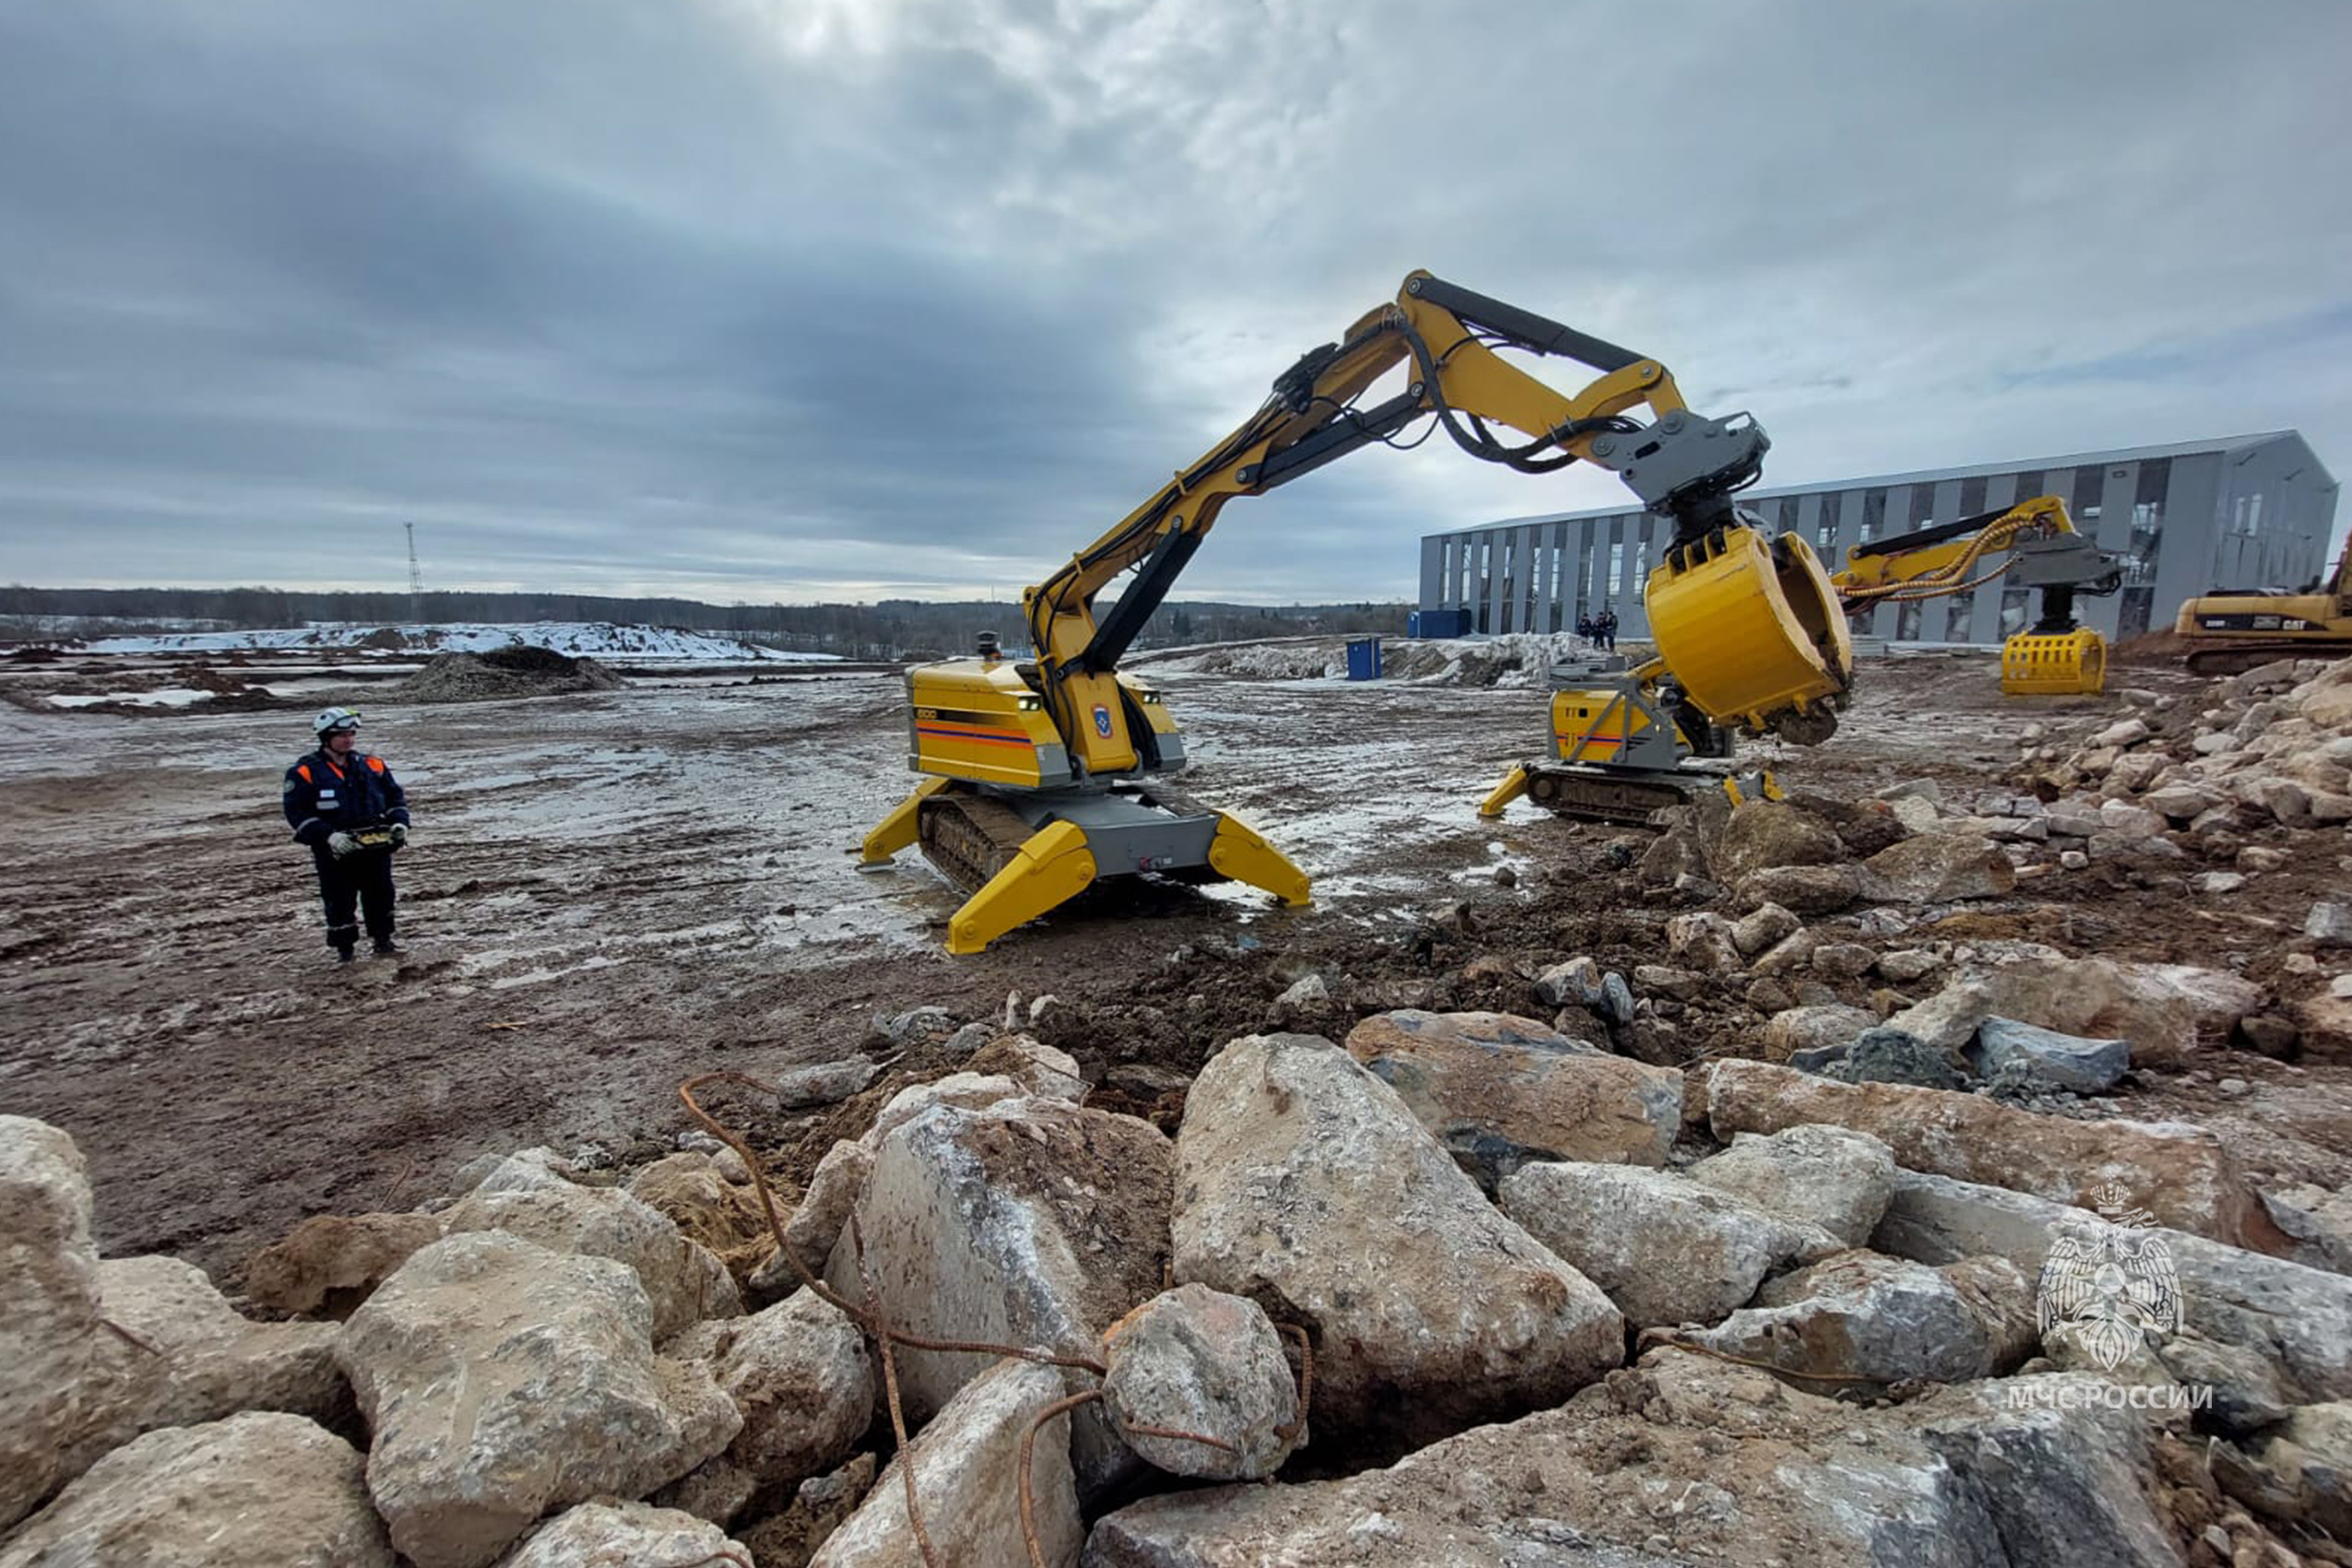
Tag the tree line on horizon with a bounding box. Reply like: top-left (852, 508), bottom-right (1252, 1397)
top-left (0, 584), bottom-right (1408, 660)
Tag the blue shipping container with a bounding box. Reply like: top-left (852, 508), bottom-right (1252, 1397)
top-left (1408, 608), bottom-right (1471, 639)
top-left (1345, 637), bottom-right (1383, 680)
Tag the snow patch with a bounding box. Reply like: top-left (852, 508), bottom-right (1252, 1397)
top-left (47, 688), bottom-right (219, 709)
top-left (77, 621), bottom-right (837, 662)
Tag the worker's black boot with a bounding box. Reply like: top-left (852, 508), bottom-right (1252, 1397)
top-left (335, 941), bottom-right (356, 963)
top-left (372, 937), bottom-right (400, 957)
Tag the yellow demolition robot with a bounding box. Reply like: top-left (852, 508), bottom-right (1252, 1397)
top-left (1827, 495), bottom-right (2123, 696)
top-left (863, 271), bottom-right (1850, 952)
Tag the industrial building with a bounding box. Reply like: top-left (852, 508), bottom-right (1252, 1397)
top-left (1416, 431), bottom-right (2341, 644)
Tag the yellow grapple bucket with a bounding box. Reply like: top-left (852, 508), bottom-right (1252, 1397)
top-left (2002, 629), bottom-right (2106, 695)
top-left (1645, 525), bottom-right (1852, 735)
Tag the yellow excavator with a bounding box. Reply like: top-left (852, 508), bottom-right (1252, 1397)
top-left (861, 271), bottom-right (1851, 952)
top-left (2175, 534), bottom-right (2352, 674)
top-left (1478, 662), bottom-right (1791, 825)
top-left (1481, 494), bottom-right (2124, 826)
top-left (1829, 494), bottom-right (2124, 694)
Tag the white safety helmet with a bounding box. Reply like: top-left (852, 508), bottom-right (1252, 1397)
top-left (313, 706), bottom-right (362, 739)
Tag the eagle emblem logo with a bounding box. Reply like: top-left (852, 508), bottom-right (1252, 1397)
top-left (2035, 1181), bottom-right (2182, 1371)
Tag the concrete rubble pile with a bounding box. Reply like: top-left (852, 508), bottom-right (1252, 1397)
top-left (1999, 655), bottom-right (2352, 1054)
top-left (13, 960), bottom-right (2352, 1568)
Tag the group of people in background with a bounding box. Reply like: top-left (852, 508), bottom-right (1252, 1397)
top-left (1577, 607), bottom-right (1619, 652)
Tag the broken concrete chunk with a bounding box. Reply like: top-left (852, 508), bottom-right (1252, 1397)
top-left (773, 1058), bottom-right (881, 1109)
top-left (1499, 1161), bottom-right (1835, 1329)
top-left (0, 1117), bottom-right (111, 1532)
top-left (1736, 863), bottom-right (1863, 914)
top-left (1341, 1009), bottom-right (1680, 1188)
top-left (243, 1212), bottom-right (445, 1318)
top-left (1873, 1167), bottom-right (2352, 1399)
top-left (860, 1072), bottom-right (1022, 1147)
top-left (665, 1289), bottom-right (873, 1512)
top-left (1761, 1003), bottom-right (1877, 1063)
top-left (442, 1154), bottom-right (741, 1339)
top-left (1087, 1349), bottom-right (2173, 1566)
top-left (965, 1033), bottom-right (1088, 1102)
top-left (1687, 1124), bottom-right (1897, 1246)
top-left (1859, 832), bottom-right (2016, 902)
top-left (809, 1361), bottom-right (1078, 1568)
top-left (1700, 1058), bottom-right (2266, 1246)
top-left (336, 1232), bottom-right (739, 1568)
top-left (1710, 799), bottom-right (1850, 887)
top-left (1686, 1250), bottom-right (2034, 1385)
top-left (1175, 1033), bottom-right (1622, 1458)
top-left (1101, 1284), bottom-right (1301, 1480)
top-left (750, 1138), bottom-right (874, 1303)
top-left (497, 1502), bottom-right (751, 1568)
top-left (822, 1094), bottom-right (1170, 1501)
top-left (0, 1412), bottom-right (393, 1568)
top-left (2235, 1401), bottom-right (2352, 1539)
top-left (1970, 1016), bottom-right (2129, 1094)
top-left (1731, 901), bottom-right (1802, 956)
top-left (93, 1254), bottom-right (347, 1434)
top-left (1823, 1026), bottom-right (1968, 1091)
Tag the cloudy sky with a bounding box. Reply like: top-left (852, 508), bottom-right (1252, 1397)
top-left (4, 0), bottom-right (2348, 605)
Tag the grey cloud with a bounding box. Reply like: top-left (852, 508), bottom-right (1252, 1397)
top-left (2, 0), bottom-right (2347, 605)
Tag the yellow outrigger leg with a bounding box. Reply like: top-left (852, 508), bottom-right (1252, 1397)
top-left (861, 777), bottom-right (951, 865)
top-left (946, 819), bottom-right (1100, 956)
top-left (1206, 813), bottom-right (1312, 907)
top-left (1479, 763), bottom-right (1532, 820)
top-left (1721, 770), bottom-right (1785, 808)
top-left (2001, 629), bottom-right (2107, 696)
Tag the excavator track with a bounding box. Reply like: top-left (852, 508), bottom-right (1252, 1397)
top-left (2184, 642), bottom-right (2351, 677)
top-left (917, 792), bottom-right (1041, 895)
top-left (1522, 765), bottom-right (1715, 826)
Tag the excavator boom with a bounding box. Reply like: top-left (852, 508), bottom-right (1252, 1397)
top-left (1828, 495), bottom-right (2123, 695)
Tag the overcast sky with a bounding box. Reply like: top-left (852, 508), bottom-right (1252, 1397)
top-left (4, 0), bottom-right (2348, 605)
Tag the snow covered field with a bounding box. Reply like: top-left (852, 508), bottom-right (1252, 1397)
top-left (68, 621), bottom-right (836, 662)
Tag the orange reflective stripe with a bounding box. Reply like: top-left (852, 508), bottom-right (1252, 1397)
top-left (366, 756), bottom-right (384, 773)
top-left (296, 764), bottom-right (312, 784)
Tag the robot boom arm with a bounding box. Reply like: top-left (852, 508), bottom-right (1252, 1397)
top-left (1022, 270), bottom-right (1784, 775)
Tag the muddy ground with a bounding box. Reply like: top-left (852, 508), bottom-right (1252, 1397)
top-left (1, 647), bottom-right (2346, 1286)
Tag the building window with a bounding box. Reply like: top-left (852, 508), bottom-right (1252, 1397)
top-left (1860, 489), bottom-right (1886, 544)
top-left (1959, 476), bottom-right (1988, 516)
top-left (2119, 586), bottom-right (2154, 639)
top-left (2073, 467), bottom-right (2104, 525)
top-left (2014, 470), bottom-right (2046, 505)
top-left (1816, 492), bottom-right (1842, 555)
top-left (2126, 457), bottom-right (2169, 586)
top-left (1909, 488), bottom-right (1937, 528)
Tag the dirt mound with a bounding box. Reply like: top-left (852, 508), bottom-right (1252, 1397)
top-left (2110, 630), bottom-right (2191, 666)
top-left (1155, 632), bottom-right (1629, 688)
top-left (386, 647), bottom-right (624, 702)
